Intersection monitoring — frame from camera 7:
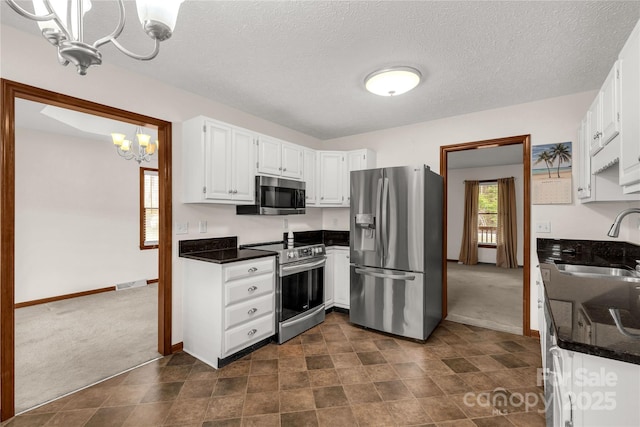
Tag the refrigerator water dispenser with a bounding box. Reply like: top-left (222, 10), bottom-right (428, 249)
top-left (355, 213), bottom-right (376, 250)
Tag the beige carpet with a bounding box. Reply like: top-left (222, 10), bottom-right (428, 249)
top-left (15, 284), bottom-right (160, 413)
top-left (446, 261), bottom-right (523, 335)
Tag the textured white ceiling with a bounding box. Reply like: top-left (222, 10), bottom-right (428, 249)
top-left (2, 1), bottom-right (639, 140)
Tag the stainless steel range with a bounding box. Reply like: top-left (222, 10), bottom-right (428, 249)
top-left (243, 241), bottom-right (326, 344)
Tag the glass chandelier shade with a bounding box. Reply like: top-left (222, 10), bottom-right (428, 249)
top-left (6, 0), bottom-right (184, 75)
top-left (111, 128), bottom-right (158, 164)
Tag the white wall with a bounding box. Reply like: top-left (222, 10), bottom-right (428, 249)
top-left (447, 164), bottom-right (525, 265)
top-left (1, 25), bottom-right (323, 344)
top-left (15, 127), bottom-right (158, 303)
top-left (322, 91), bottom-right (640, 331)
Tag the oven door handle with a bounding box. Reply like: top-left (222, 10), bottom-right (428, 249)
top-left (283, 304), bottom-right (326, 327)
top-left (280, 257), bottom-right (326, 276)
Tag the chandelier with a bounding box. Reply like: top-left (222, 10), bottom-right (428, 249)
top-left (6, 0), bottom-right (184, 75)
top-left (111, 127), bottom-right (157, 164)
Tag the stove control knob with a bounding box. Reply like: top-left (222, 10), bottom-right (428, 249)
top-left (287, 251), bottom-right (296, 259)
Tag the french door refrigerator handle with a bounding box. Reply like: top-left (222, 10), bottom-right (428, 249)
top-left (355, 268), bottom-right (416, 281)
top-left (381, 177), bottom-right (389, 262)
top-left (376, 177), bottom-right (383, 262)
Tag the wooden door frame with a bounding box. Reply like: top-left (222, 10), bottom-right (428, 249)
top-left (0, 79), bottom-right (173, 421)
top-left (440, 135), bottom-right (532, 336)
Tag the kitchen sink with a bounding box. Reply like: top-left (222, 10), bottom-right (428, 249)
top-left (556, 263), bottom-right (640, 282)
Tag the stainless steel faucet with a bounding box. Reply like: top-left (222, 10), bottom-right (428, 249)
top-left (607, 207), bottom-right (640, 237)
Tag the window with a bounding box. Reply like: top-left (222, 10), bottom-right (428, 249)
top-left (140, 168), bottom-right (159, 249)
top-left (478, 181), bottom-right (498, 246)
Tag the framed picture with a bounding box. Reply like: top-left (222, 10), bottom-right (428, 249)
top-left (532, 142), bottom-right (572, 204)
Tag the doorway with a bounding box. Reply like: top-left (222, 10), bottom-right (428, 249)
top-left (440, 135), bottom-right (532, 336)
top-left (1, 79), bottom-right (174, 421)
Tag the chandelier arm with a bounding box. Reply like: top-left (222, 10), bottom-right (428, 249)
top-left (5, 0), bottom-right (56, 22)
top-left (92, 0), bottom-right (126, 48)
top-left (110, 37), bottom-right (160, 61)
top-left (116, 147), bottom-right (135, 161)
top-left (6, 0), bottom-right (73, 41)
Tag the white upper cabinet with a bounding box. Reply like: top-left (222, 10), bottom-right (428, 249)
top-left (231, 128), bottom-right (256, 201)
top-left (303, 149), bottom-right (317, 204)
top-left (619, 20), bottom-right (640, 189)
top-left (256, 136), bottom-right (282, 177)
top-left (182, 116), bottom-right (256, 204)
top-left (344, 149), bottom-right (377, 206)
top-left (600, 61), bottom-right (621, 146)
top-left (257, 136), bottom-right (303, 180)
top-left (318, 151), bottom-right (344, 205)
top-left (587, 96), bottom-right (602, 156)
top-left (577, 117), bottom-right (592, 200)
top-left (317, 149), bottom-right (377, 207)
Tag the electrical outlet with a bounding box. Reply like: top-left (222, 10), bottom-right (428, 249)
top-left (535, 221), bottom-right (551, 233)
top-left (283, 219), bottom-right (288, 230)
top-left (176, 222), bottom-right (188, 235)
top-left (199, 220), bottom-right (207, 233)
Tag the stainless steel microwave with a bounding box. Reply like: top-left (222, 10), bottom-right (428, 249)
top-left (236, 176), bottom-right (305, 215)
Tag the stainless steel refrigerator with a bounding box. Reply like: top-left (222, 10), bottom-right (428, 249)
top-left (350, 165), bottom-right (443, 340)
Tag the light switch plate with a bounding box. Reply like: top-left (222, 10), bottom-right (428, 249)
top-left (176, 222), bottom-right (188, 235)
top-left (535, 221), bottom-right (551, 233)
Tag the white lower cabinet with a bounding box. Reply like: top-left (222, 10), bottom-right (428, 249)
top-left (539, 272), bottom-right (640, 426)
top-left (183, 256), bottom-right (276, 368)
top-left (325, 247), bottom-right (350, 309)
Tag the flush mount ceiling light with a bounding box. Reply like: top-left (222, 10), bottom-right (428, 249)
top-left (6, 0), bottom-right (184, 75)
top-left (364, 66), bottom-right (422, 96)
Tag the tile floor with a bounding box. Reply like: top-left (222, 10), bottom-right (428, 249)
top-left (4, 312), bottom-right (545, 426)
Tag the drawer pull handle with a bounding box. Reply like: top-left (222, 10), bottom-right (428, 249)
top-left (248, 308), bottom-right (258, 315)
top-left (247, 329), bottom-right (257, 336)
top-left (248, 286), bottom-right (258, 293)
top-left (248, 267), bottom-right (258, 273)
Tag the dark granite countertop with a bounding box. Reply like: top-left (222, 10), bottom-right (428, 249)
top-left (537, 238), bottom-right (640, 365)
top-left (179, 237), bottom-right (276, 264)
top-left (285, 230), bottom-right (349, 247)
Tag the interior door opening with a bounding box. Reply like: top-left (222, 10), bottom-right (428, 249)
top-left (440, 135), bottom-right (532, 336)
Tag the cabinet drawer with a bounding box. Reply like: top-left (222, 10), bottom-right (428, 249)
top-left (224, 313), bottom-right (275, 357)
top-left (225, 293), bottom-right (274, 330)
top-left (224, 258), bottom-right (274, 282)
top-left (225, 274), bottom-right (274, 306)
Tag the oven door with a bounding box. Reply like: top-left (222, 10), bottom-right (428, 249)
top-left (279, 257), bottom-right (325, 321)
top-left (278, 257), bottom-right (325, 343)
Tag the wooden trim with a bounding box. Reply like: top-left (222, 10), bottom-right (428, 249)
top-left (1, 79), bottom-right (17, 421)
top-left (530, 330), bottom-right (540, 339)
top-left (171, 342), bottom-right (184, 353)
top-left (440, 134), bottom-right (532, 337)
top-left (147, 278), bottom-right (159, 285)
top-left (478, 244), bottom-right (497, 249)
top-left (14, 287), bottom-right (116, 309)
top-left (0, 79), bottom-right (173, 421)
top-left (446, 259), bottom-right (458, 263)
top-left (440, 148), bottom-right (448, 319)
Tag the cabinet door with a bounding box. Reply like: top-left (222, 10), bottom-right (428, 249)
top-left (281, 144), bottom-right (303, 180)
top-left (578, 116), bottom-right (592, 200)
top-left (324, 251), bottom-right (335, 308)
top-left (303, 149), bottom-right (317, 204)
top-left (619, 21), bottom-right (640, 187)
top-left (588, 96), bottom-right (603, 156)
top-left (231, 128), bottom-right (255, 201)
top-left (257, 136), bottom-right (282, 176)
top-left (318, 152), bottom-right (344, 204)
top-left (204, 121), bottom-right (232, 200)
top-left (333, 250), bottom-right (350, 308)
top-left (600, 62), bottom-right (620, 146)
